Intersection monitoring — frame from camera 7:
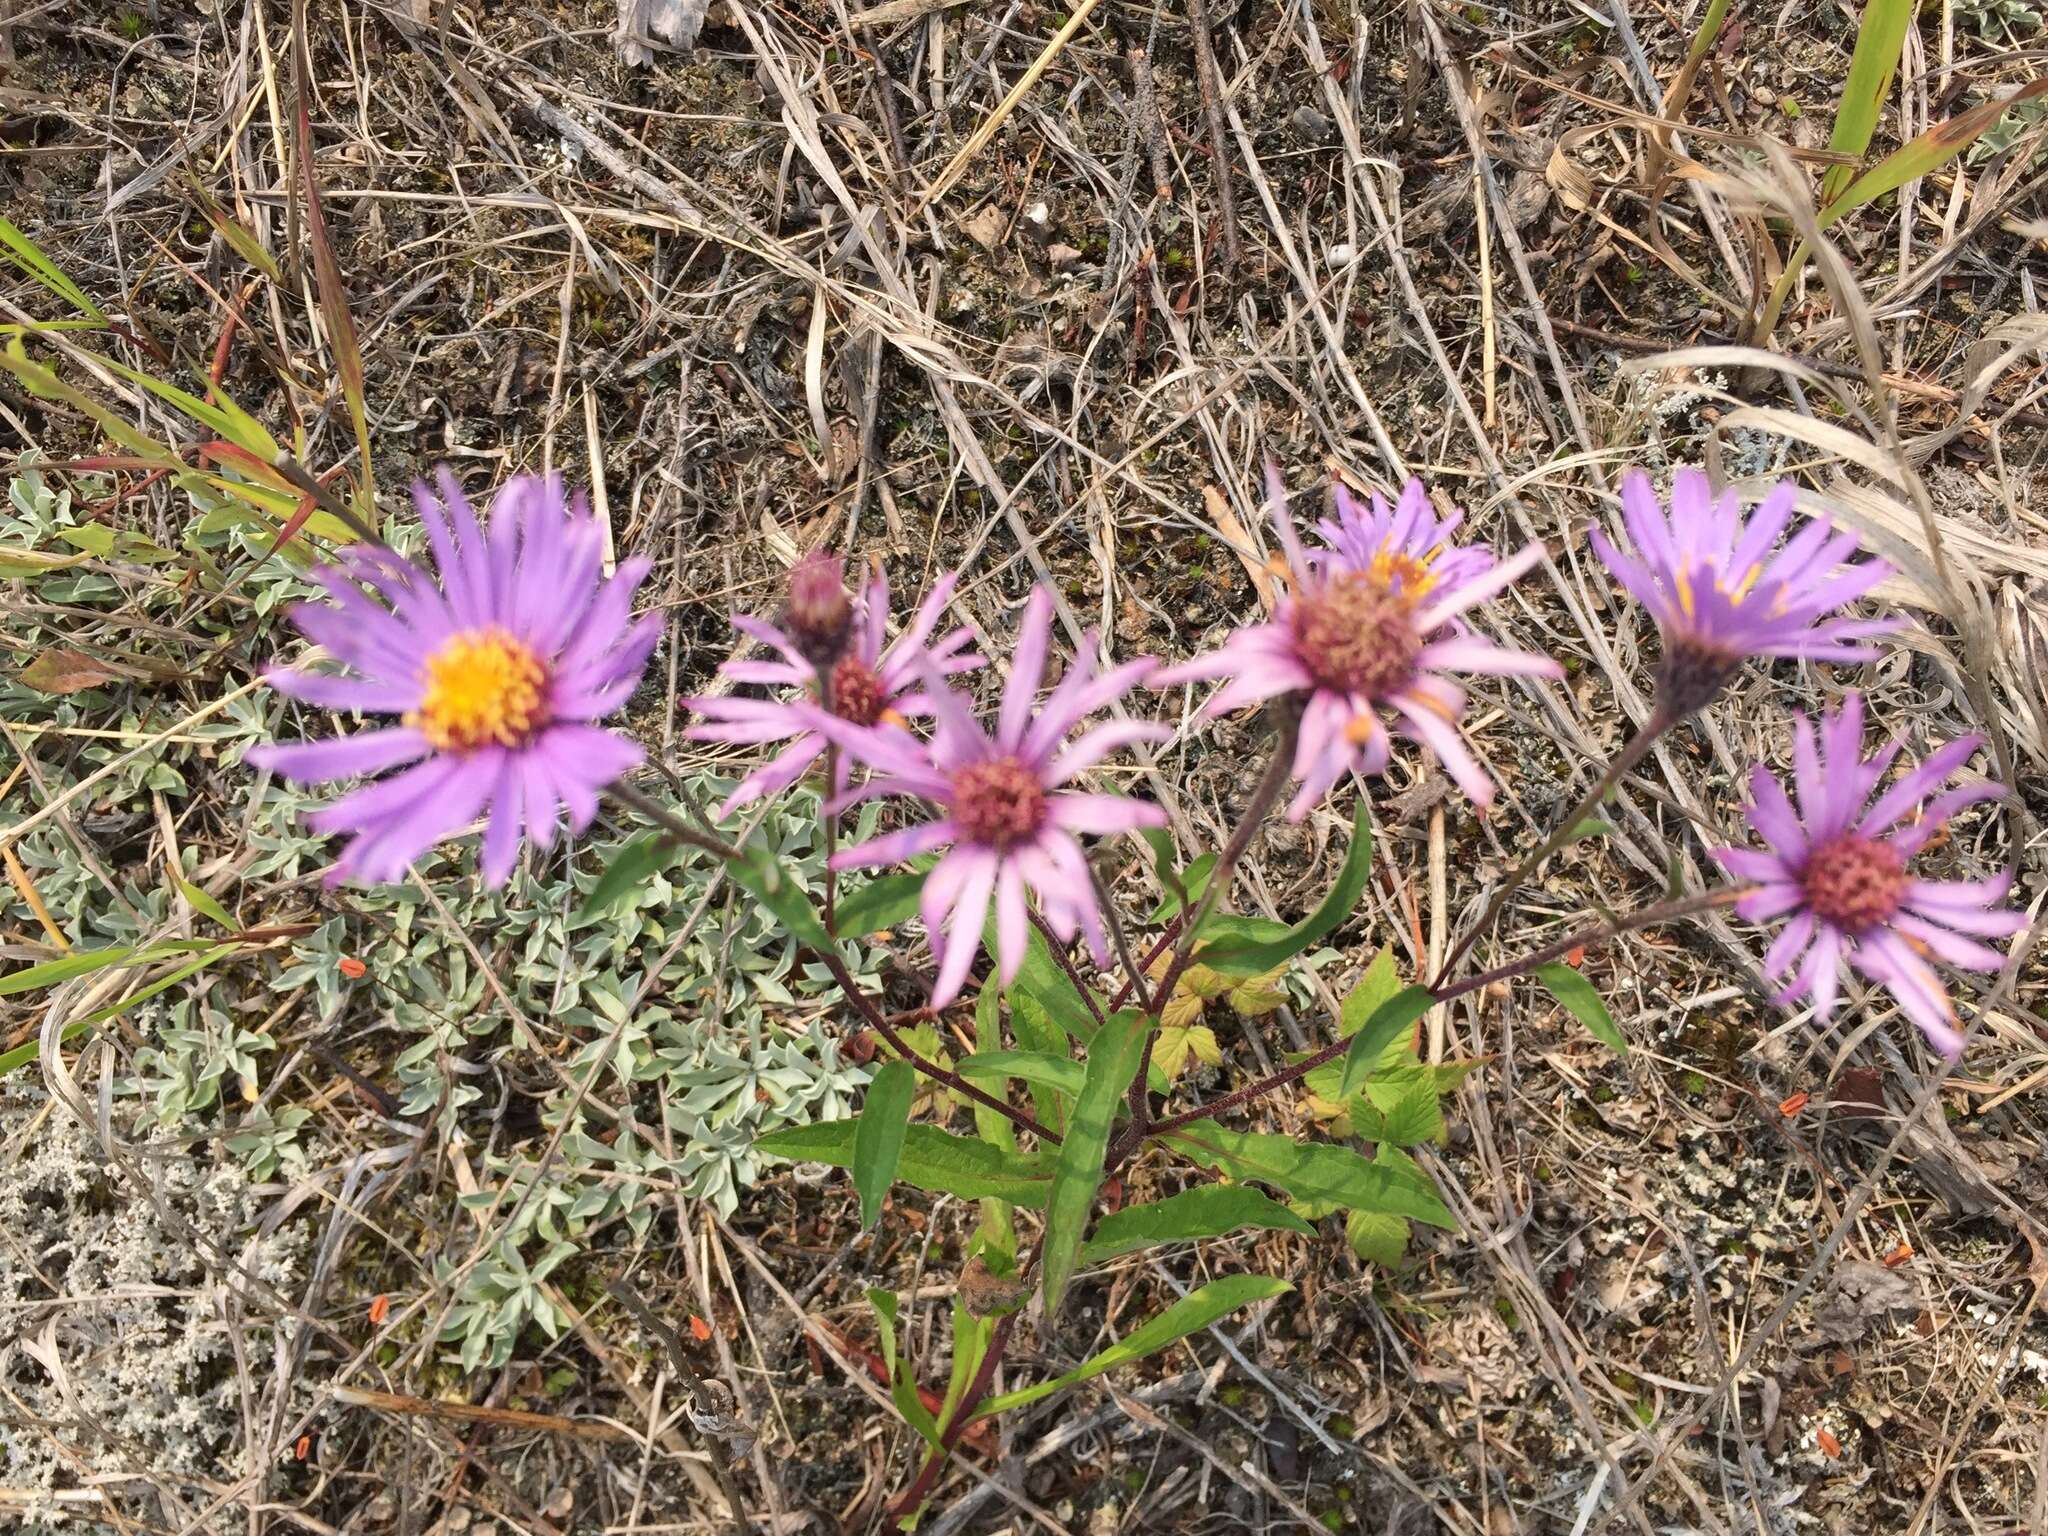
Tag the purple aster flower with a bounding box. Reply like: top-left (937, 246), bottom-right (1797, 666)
top-left (249, 471), bottom-right (659, 887)
top-left (684, 562), bottom-right (980, 817)
top-left (1315, 476), bottom-right (1494, 598)
top-left (1590, 467), bottom-right (1899, 717)
top-left (823, 587), bottom-right (1167, 1008)
top-left (1155, 465), bottom-right (1560, 818)
top-left (1714, 693), bottom-right (2025, 1059)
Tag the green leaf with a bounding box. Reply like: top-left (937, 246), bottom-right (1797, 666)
top-left (0, 940), bottom-right (215, 997)
top-left (0, 213), bottom-right (105, 321)
top-left (177, 879), bottom-right (234, 929)
top-left (575, 833), bottom-right (669, 923)
top-left (854, 1061), bottom-right (914, 1229)
top-left (730, 841), bottom-right (831, 950)
top-left (835, 872), bottom-right (925, 939)
top-left (1344, 1207), bottom-right (1410, 1268)
top-left (1346, 1147), bottom-right (1423, 1265)
top-left (1196, 801), bottom-right (1372, 975)
top-left (1003, 919), bottom-right (1098, 1044)
top-left (957, 1050), bottom-right (1085, 1099)
top-left (756, 1121), bottom-right (1053, 1207)
top-left (1338, 985), bottom-right (1436, 1097)
top-left (1041, 1012), bottom-right (1150, 1314)
top-left (867, 1288), bottom-right (940, 1445)
top-left (1005, 986), bottom-right (1074, 1131)
top-left (1535, 963), bottom-right (1627, 1053)
top-left (1821, 0), bottom-right (1914, 204)
top-left (975, 1274), bottom-right (1292, 1416)
top-left (1081, 1186), bottom-right (1314, 1263)
top-left (1337, 948), bottom-right (1401, 1036)
top-left (1160, 1124), bottom-right (1454, 1227)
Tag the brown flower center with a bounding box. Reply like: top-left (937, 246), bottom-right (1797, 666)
top-left (1291, 570), bottom-right (1423, 697)
top-left (831, 656), bottom-right (888, 726)
top-left (1802, 835), bottom-right (1908, 933)
top-left (950, 756), bottom-right (1047, 849)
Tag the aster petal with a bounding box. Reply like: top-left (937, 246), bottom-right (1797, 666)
top-left (534, 725), bottom-right (644, 832)
top-left (1389, 692), bottom-right (1494, 807)
top-left (1197, 655), bottom-right (1314, 718)
top-left (1724, 480), bottom-right (1799, 583)
top-left (435, 466), bottom-right (497, 626)
top-left (520, 753), bottom-right (561, 851)
top-left (1890, 913), bottom-right (2011, 972)
top-left (998, 587), bottom-right (1056, 752)
top-left (1416, 637), bottom-right (1563, 678)
top-left (1048, 720), bottom-right (1171, 785)
top-left (1047, 791), bottom-right (1168, 836)
top-left (1735, 881), bottom-right (1807, 922)
top-left (1759, 907), bottom-right (1817, 979)
top-left (832, 818), bottom-right (955, 871)
top-left (995, 860), bottom-right (1030, 986)
top-left (1801, 926), bottom-right (1844, 1019)
top-left (1718, 846), bottom-right (1794, 885)
top-left (1619, 470), bottom-right (1680, 571)
top-left (1743, 767), bottom-right (1808, 859)
top-left (1412, 540), bottom-right (1546, 633)
top-left (249, 727), bottom-right (431, 785)
top-left (1023, 656), bottom-right (1158, 764)
top-left (266, 667), bottom-right (420, 714)
top-left (322, 753), bottom-right (492, 885)
top-left (861, 564), bottom-right (890, 663)
top-left (932, 850), bottom-right (998, 1007)
top-left (1889, 784), bottom-right (2008, 853)
top-left (718, 736), bottom-right (829, 816)
top-left (1854, 930), bottom-right (1965, 1059)
top-left (1856, 733), bottom-right (1984, 837)
top-left (480, 755), bottom-right (525, 887)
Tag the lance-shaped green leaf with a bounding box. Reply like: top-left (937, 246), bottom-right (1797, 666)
top-left (1197, 801), bottom-right (1372, 975)
top-left (957, 1050), bottom-right (1086, 1099)
top-left (1040, 1012), bottom-right (1150, 1314)
top-left (757, 1121), bottom-right (1053, 1206)
top-left (1534, 963), bottom-right (1627, 1053)
top-left (1160, 1123), bottom-right (1454, 1227)
top-left (867, 1288), bottom-right (940, 1446)
top-left (975, 1274), bottom-right (1292, 1416)
top-left (853, 1062), bottom-right (914, 1228)
top-left (1081, 1185), bottom-right (1314, 1263)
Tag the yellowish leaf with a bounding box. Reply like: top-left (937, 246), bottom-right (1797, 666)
top-left (1151, 1024), bottom-right (1222, 1083)
top-left (1227, 966), bottom-right (1288, 1017)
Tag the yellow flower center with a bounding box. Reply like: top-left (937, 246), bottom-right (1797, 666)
top-left (409, 627), bottom-right (548, 752)
top-left (1367, 544), bottom-right (1438, 599)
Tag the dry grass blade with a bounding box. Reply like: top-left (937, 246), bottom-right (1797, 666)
top-left (290, 6), bottom-right (375, 523)
top-left (919, 0), bottom-right (1105, 210)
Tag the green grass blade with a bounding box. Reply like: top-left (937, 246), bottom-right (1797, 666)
top-left (976, 1274), bottom-right (1291, 1416)
top-left (0, 214), bottom-right (105, 322)
top-left (1821, 0), bottom-right (1915, 205)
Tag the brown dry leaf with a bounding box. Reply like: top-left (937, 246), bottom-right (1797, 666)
top-left (21, 648), bottom-right (125, 695)
top-left (959, 203), bottom-right (1008, 251)
top-left (957, 1253), bottom-right (1030, 1317)
top-left (1203, 483), bottom-right (1278, 614)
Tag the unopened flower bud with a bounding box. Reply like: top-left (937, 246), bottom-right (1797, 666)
top-left (784, 550), bottom-right (854, 668)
